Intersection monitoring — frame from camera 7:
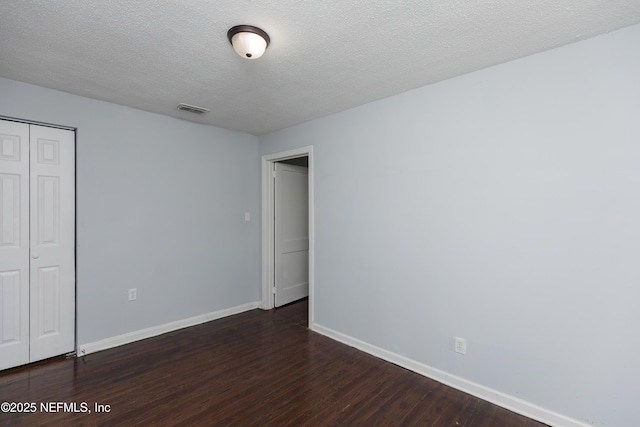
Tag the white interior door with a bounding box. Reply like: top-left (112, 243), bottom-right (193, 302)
top-left (29, 124), bottom-right (75, 362)
top-left (0, 121), bottom-right (30, 370)
top-left (274, 162), bottom-right (309, 307)
top-left (0, 119), bottom-right (75, 370)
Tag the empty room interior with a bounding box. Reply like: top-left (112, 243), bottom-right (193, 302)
top-left (1, 2), bottom-right (640, 426)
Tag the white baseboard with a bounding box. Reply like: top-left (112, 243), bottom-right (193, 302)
top-left (311, 323), bottom-right (591, 427)
top-left (77, 301), bottom-right (260, 356)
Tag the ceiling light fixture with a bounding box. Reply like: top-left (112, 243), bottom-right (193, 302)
top-left (227, 25), bottom-right (270, 59)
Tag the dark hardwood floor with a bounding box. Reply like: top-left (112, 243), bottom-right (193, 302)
top-left (0, 299), bottom-right (547, 426)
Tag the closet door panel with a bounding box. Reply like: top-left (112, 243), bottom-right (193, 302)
top-left (0, 120), bottom-right (30, 371)
top-left (29, 125), bottom-right (75, 362)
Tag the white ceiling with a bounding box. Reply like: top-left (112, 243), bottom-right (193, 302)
top-left (2, 1), bottom-right (640, 136)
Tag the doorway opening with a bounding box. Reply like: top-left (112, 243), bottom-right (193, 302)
top-left (261, 146), bottom-right (314, 326)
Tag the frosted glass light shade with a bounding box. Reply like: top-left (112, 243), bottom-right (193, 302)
top-left (227, 25), bottom-right (270, 59)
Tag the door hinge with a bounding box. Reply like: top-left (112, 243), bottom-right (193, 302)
top-left (272, 287), bottom-right (277, 294)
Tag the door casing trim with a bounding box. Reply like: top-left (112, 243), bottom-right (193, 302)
top-left (261, 146), bottom-right (314, 324)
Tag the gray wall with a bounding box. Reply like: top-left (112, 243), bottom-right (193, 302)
top-left (0, 77), bottom-right (261, 346)
top-left (259, 24), bottom-right (640, 427)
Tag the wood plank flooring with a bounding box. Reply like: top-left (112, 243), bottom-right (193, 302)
top-left (0, 299), bottom-right (548, 426)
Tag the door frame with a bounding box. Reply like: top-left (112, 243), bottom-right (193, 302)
top-left (261, 146), bottom-right (314, 323)
top-left (0, 115), bottom-right (75, 131)
top-left (0, 115), bottom-right (77, 366)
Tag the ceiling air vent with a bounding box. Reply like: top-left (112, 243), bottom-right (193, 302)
top-left (176, 103), bottom-right (210, 115)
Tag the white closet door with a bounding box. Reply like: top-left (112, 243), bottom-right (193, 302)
top-left (29, 124), bottom-right (75, 362)
top-left (0, 121), bottom-right (30, 371)
top-left (274, 163), bottom-right (309, 307)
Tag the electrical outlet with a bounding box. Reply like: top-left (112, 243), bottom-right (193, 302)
top-left (454, 337), bottom-right (466, 355)
top-left (128, 288), bottom-right (137, 301)
top-left (244, 211), bottom-right (251, 221)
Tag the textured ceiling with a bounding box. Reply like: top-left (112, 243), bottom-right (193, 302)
top-left (1, 1), bottom-right (640, 135)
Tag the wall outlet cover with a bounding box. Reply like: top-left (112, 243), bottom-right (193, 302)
top-left (455, 337), bottom-right (466, 355)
